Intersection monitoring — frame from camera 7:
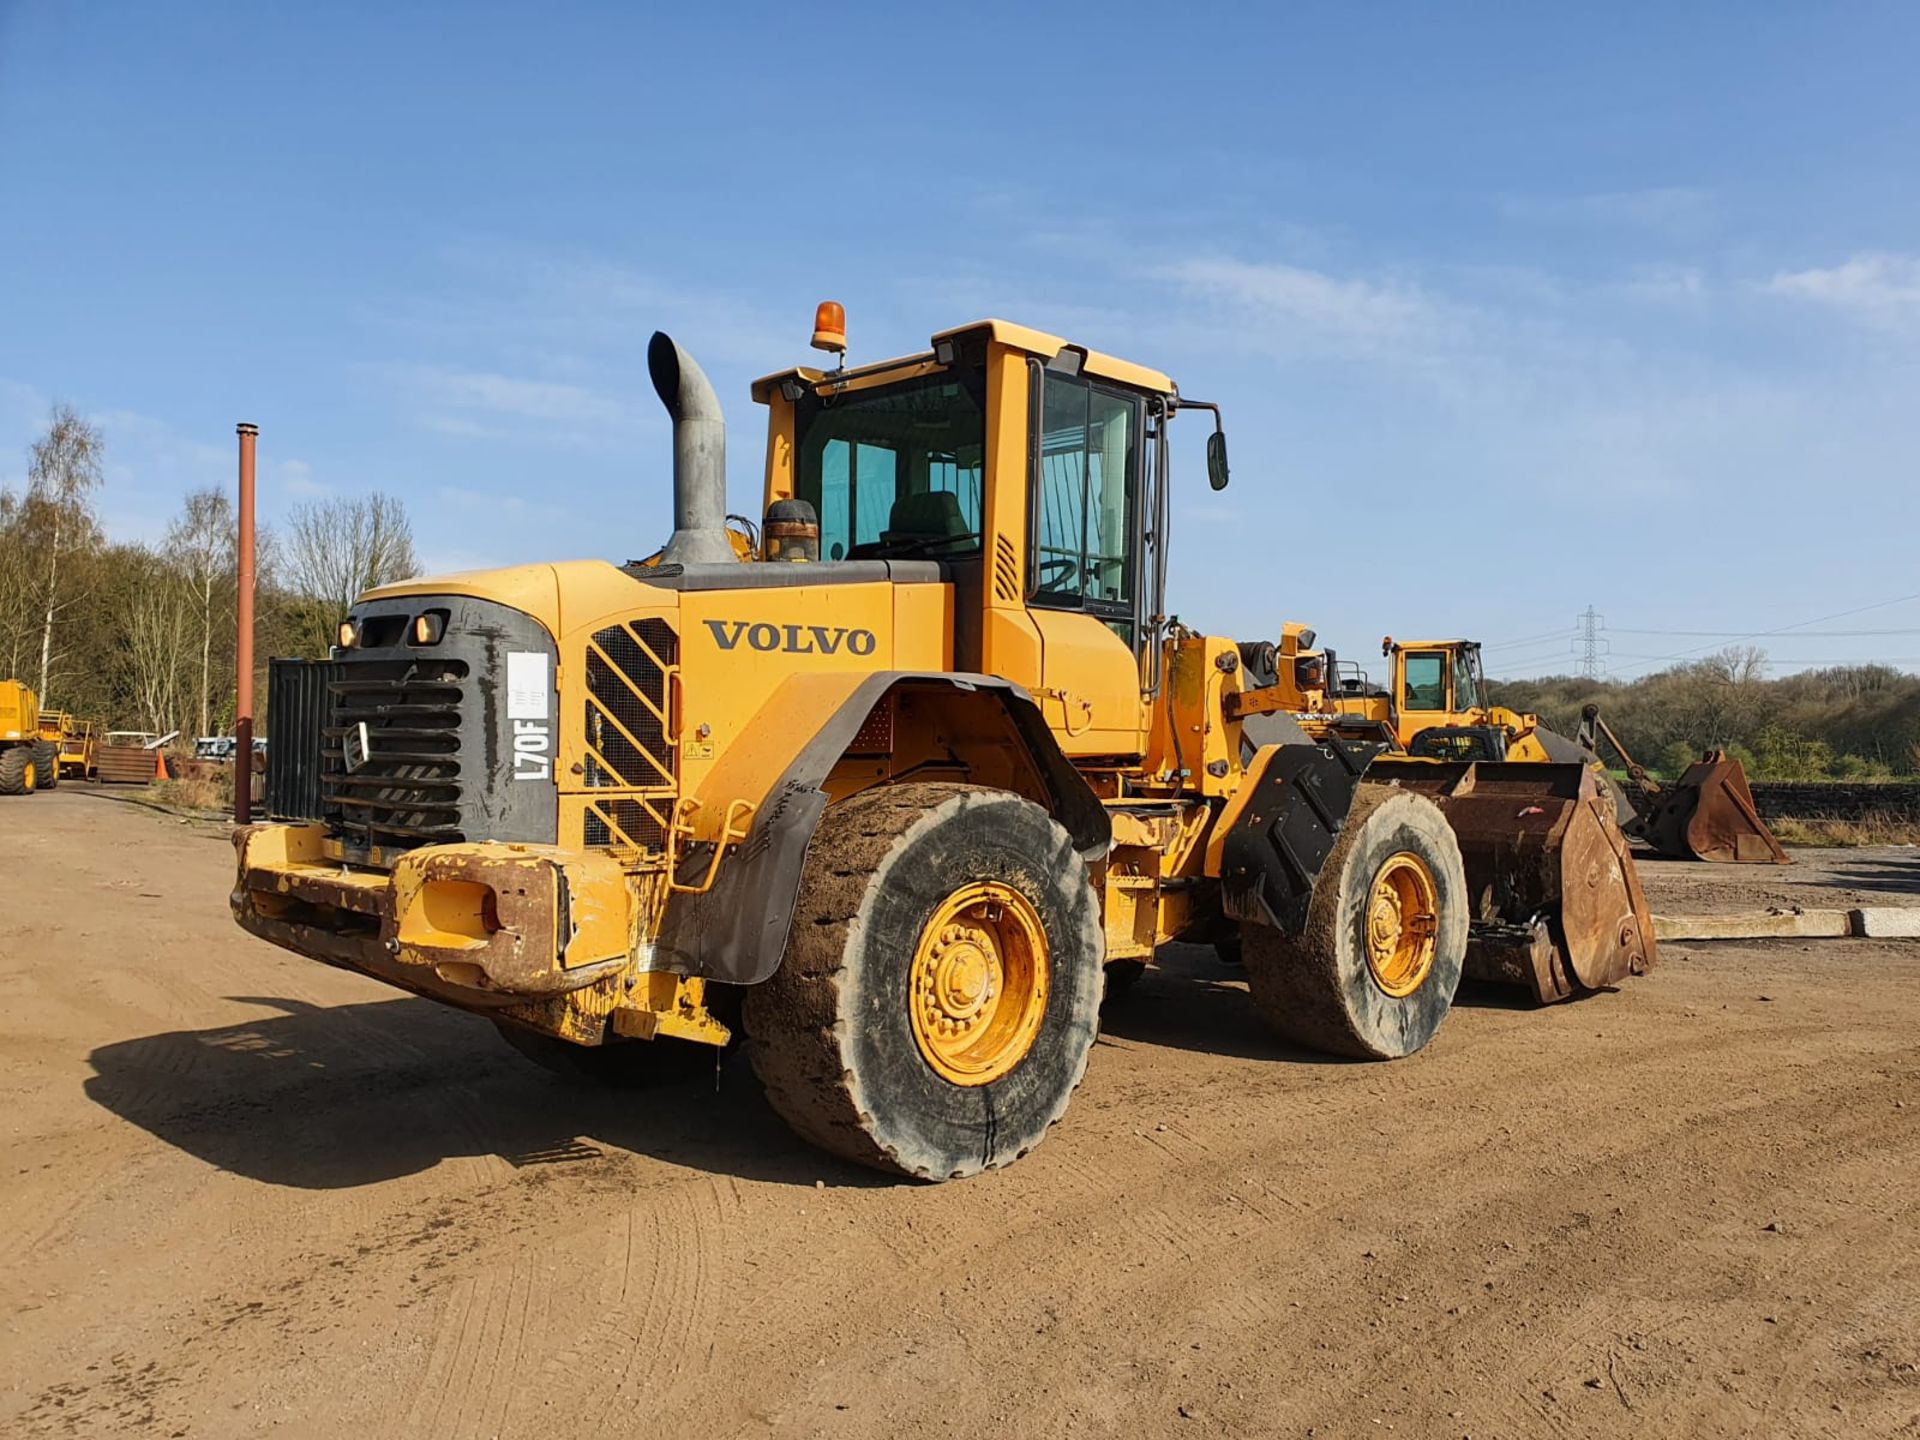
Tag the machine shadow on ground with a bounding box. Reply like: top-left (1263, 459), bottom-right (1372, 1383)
top-left (1826, 856), bottom-right (1920, 895)
top-left (85, 995), bottom-right (888, 1192)
top-left (1098, 941), bottom-right (1593, 1062)
top-left (87, 942), bottom-right (1588, 1192)
top-left (1098, 943), bottom-right (1357, 1064)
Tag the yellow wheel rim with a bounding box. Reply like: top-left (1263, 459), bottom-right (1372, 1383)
top-left (1364, 851), bottom-right (1439, 998)
top-left (909, 881), bottom-right (1048, 1086)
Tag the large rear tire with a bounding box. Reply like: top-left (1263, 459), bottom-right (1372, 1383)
top-left (1243, 785), bottom-right (1468, 1059)
top-left (0, 747), bottom-right (34, 795)
top-left (32, 741), bottom-right (58, 789)
top-left (746, 783), bottom-right (1104, 1181)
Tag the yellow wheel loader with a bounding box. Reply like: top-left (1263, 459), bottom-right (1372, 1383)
top-left (1267, 634), bottom-right (1787, 866)
top-left (233, 310), bottom-right (1654, 1181)
top-left (1, 680), bottom-right (53, 796)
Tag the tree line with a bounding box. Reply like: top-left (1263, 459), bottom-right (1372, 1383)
top-left (1, 406), bottom-right (419, 737)
top-left (1491, 646), bottom-right (1920, 782)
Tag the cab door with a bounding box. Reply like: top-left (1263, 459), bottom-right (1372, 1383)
top-left (1027, 367), bottom-right (1146, 756)
top-left (1395, 648), bottom-right (1454, 745)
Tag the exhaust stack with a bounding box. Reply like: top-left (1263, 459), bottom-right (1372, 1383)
top-left (648, 331), bottom-right (738, 566)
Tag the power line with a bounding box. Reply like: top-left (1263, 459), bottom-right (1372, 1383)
top-left (1651, 589), bottom-right (1920, 663)
top-left (1484, 627), bottom-right (1576, 651)
top-left (1611, 626), bottom-right (1920, 638)
top-left (1607, 650), bottom-right (1920, 665)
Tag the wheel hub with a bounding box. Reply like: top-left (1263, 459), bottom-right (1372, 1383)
top-left (1364, 851), bottom-right (1439, 998)
top-left (909, 883), bottom-right (1048, 1086)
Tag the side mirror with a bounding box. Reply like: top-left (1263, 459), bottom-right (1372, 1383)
top-left (1206, 430), bottom-right (1230, 491)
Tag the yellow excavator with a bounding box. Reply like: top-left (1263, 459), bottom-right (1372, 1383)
top-left (232, 307), bottom-right (1654, 1181)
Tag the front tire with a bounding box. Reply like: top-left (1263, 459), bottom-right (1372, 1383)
top-left (33, 741), bottom-right (58, 789)
top-left (1243, 785), bottom-right (1469, 1059)
top-left (746, 783), bottom-right (1104, 1181)
top-left (0, 747), bottom-right (35, 795)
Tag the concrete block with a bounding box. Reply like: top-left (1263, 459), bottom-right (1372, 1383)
top-left (1850, 907), bottom-right (1920, 939)
top-left (1652, 909), bottom-right (1853, 942)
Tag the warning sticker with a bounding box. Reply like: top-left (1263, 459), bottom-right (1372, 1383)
top-left (506, 652), bottom-right (550, 720)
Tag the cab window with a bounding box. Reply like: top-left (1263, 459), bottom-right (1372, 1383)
top-left (1403, 653), bottom-right (1448, 711)
top-left (1452, 648), bottom-right (1484, 712)
top-left (1031, 369), bottom-right (1140, 644)
top-left (795, 372), bottom-right (986, 562)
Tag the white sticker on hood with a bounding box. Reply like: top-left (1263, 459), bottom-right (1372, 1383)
top-left (506, 651), bottom-right (550, 720)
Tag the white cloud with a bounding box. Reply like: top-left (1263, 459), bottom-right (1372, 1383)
top-left (279, 459), bottom-right (329, 498)
top-left (434, 483), bottom-right (525, 513)
top-left (1617, 265), bottom-right (1708, 304)
top-left (1762, 252), bottom-right (1920, 330)
top-left (1497, 186), bottom-right (1717, 237)
top-left (386, 364), bottom-right (626, 424)
top-left (1161, 257), bottom-right (1467, 361)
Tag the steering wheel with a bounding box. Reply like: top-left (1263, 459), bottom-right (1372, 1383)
top-left (1036, 556), bottom-right (1079, 585)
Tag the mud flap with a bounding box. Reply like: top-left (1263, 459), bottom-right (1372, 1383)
top-left (654, 671), bottom-right (1113, 987)
top-left (1218, 739), bottom-right (1390, 933)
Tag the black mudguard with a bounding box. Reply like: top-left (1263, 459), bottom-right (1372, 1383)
top-left (1218, 740), bottom-right (1389, 933)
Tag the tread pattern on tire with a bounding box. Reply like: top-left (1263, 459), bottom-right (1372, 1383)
top-left (1242, 784), bottom-right (1468, 1060)
top-left (32, 741), bottom-right (57, 789)
top-left (746, 782), bottom-right (1104, 1181)
top-left (0, 747), bottom-right (32, 795)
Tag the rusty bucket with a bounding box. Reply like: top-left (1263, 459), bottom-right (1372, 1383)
top-left (1639, 751), bottom-right (1789, 865)
top-left (1367, 758), bottom-right (1657, 1004)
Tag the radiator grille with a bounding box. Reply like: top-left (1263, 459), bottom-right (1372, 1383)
top-left (322, 656), bottom-right (467, 851)
top-left (582, 618), bottom-right (677, 853)
top-left (267, 658), bottom-right (340, 821)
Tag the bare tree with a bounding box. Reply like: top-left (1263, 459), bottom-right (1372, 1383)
top-left (22, 406), bottom-right (105, 697)
top-left (122, 549), bottom-right (196, 734)
top-left (1701, 645), bottom-right (1769, 687)
top-left (0, 489), bottom-right (33, 679)
top-left (281, 494), bottom-right (419, 654)
top-left (165, 488), bottom-right (236, 739)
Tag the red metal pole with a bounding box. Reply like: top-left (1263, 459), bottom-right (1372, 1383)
top-left (235, 423), bottom-right (258, 824)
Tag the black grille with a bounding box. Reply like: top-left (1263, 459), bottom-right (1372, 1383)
top-left (582, 617), bottom-right (677, 854)
top-left (583, 798), bottom-right (668, 851)
top-left (266, 658), bottom-right (341, 821)
top-left (323, 655), bottom-right (468, 851)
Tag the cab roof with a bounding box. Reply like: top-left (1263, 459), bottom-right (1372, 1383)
top-left (749, 318), bottom-right (1177, 403)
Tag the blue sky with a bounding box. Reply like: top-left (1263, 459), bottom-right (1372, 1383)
top-left (3, 2), bottom-right (1917, 679)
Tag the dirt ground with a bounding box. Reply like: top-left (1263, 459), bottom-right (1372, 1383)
top-left (2, 792), bottom-right (1916, 1439)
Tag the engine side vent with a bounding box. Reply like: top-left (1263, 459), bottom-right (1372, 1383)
top-left (582, 618), bottom-right (678, 853)
top-left (993, 533), bottom-right (1020, 603)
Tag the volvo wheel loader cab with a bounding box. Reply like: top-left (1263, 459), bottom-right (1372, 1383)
top-left (233, 308), bottom-right (1655, 1181)
top-left (1, 681), bottom-right (48, 796)
top-left (1339, 637), bottom-right (1572, 764)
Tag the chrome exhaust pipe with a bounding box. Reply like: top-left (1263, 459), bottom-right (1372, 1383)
top-left (648, 331), bottom-right (738, 565)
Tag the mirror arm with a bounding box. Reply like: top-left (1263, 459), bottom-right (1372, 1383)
top-left (1173, 398), bottom-right (1224, 433)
